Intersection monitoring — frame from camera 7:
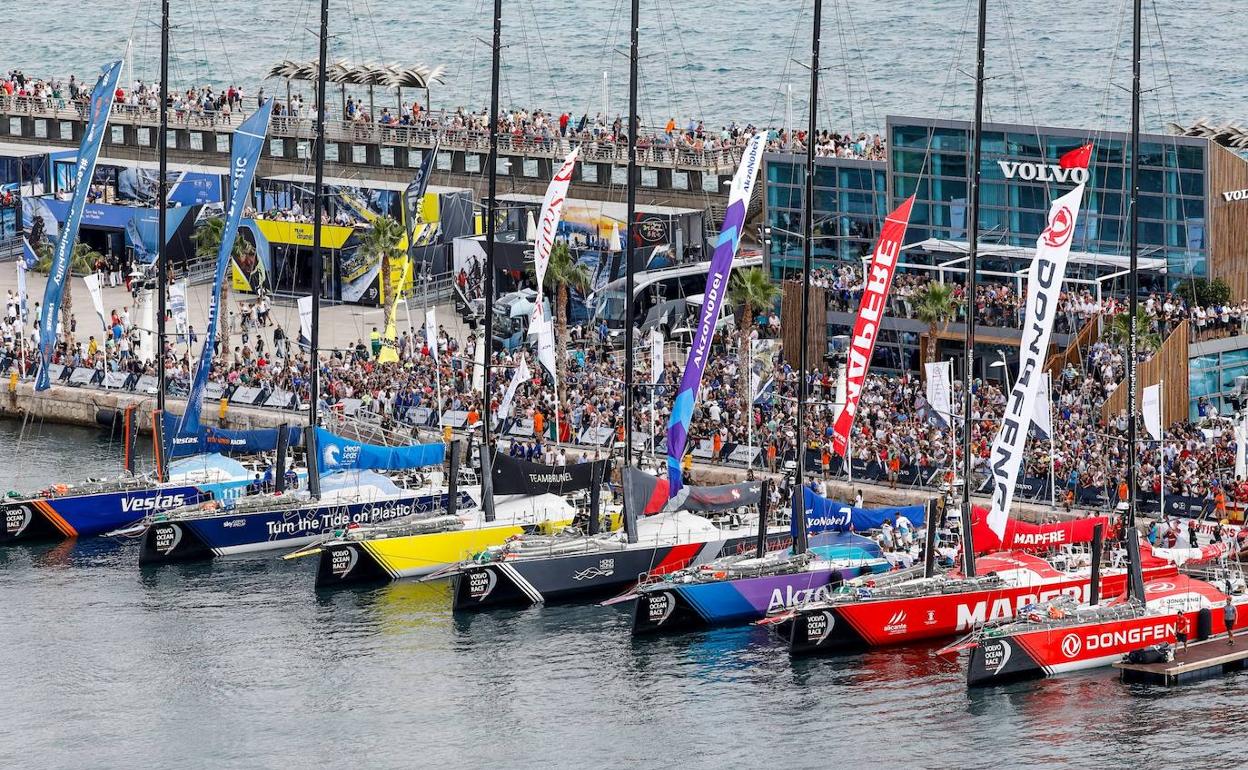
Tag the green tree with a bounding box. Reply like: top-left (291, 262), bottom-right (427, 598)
top-left (536, 241), bottom-right (591, 410)
top-left (359, 215), bottom-right (406, 328)
top-left (194, 216), bottom-right (247, 353)
top-left (914, 281), bottom-right (958, 375)
top-left (1106, 307), bottom-right (1162, 354)
top-left (727, 266), bottom-right (781, 388)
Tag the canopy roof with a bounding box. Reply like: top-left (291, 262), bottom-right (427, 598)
top-left (267, 59), bottom-right (446, 89)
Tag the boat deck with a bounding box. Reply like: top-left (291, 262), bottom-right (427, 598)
top-left (1114, 637), bottom-right (1248, 685)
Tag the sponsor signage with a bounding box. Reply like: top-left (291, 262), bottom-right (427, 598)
top-left (1222, 189), bottom-right (1248, 202)
top-left (997, 160), bottom-right (1090, 184)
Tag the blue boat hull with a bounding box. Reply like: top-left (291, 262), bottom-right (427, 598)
top-left (138, 491), bottom-right (468, 564)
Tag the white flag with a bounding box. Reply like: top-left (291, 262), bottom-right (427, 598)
top-left (425, 306), bottom-right (438, 362)
top-left (15, 258), bottom-right (28, 326)
top-left (472, 328), bottom-right (485, 394)
top-left (924, 361), bottom-right (953, 427)
top-left (297, 295), bottom-right (313, 343)
top-left (535, 320), bottom-right (556, 378)
top-left (1142, 383), bottom-right (1162, 442)
top-left (169, 280), bottom-right (189, 335)
top-left (650, 328), bottom-right (664, 386)
top-left (497, 358), bottom-right (531, 422)
top-left (986, 183), bottom-right (1086, 541)
top-left (1031, 372), bottom-right (1053, 440)
top-left (82, 273), bottom-right (108, 333)
top-left (1236, 422), bottom-right (1247, 482)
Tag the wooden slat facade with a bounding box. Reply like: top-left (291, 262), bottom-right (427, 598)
top-left (1101, 319), bottom-right (1189, 428)
top-left (781, 280), bottom-right (827, 367)
top-left (1206, 144), bottom-right (1248, 302)
top-left (1046, 314), bottom-right (1102, 379)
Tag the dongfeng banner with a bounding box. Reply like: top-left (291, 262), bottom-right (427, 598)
top-left (985, 180), bottom-right (1087, 541)
top-left (830, 195), bottom-right (916, 456)
top-left (665, 133), bottom-right (767, 497)
top-left (179, 100), bottom-right (275, 439)
top-left (35, 59), bottom-right (123, 391)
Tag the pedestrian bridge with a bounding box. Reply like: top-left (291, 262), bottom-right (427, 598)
top-left (0, 96), bottom-right (736, 209)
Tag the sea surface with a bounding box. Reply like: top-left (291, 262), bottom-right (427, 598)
top-left (0, 416), bottom-right (1244, 769)
top-left (6, 0), bottom-right (1246, 134)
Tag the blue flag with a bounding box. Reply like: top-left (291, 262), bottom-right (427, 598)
top-left (796, 487), bottom-right (926, 538)
top-left (177, 100), bottom-right (275, 439)
top-left (314, 428), bottom-right (445, 474)
top-left (35, 60), bottom-right (123, 391)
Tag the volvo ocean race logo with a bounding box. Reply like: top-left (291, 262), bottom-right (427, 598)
top-left (983, 640), bottom-right (1013, 676)
top-left (998, 160), bottom-right (1089, 184)
top-left (804, 610), bottom-right (836, 645)
top-left (646, 592), bottom-right (677, 625)
top-left (467, 568), bottom-right (498, 600)
top-left (330, 547), bottom-right (358, 577)
top-left (4, 504), bottom-right (32, 535)
top-left (154, 523), bottom-right (183, 554)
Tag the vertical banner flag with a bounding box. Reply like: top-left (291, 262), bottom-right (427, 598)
top-left (830, 195), bottom-right (917, 456)
top-left (181, 99), bottom-right (275, 437)
top-left (665, 133), bottom-right (767, 497)
top-left (36, 59), bottom-right (123, 391)
top-left (82, 273), bottom-right (108, 332)
top-left (1235, 421), bottom-right (1247, 482)
top-left (380, 139), bottom-right (441, 364)
top-left (750, 339), bottom-right (780, 402)
top-left (298, 294), bottom-right (314, 344)
top-left (425, 307), bottom-right (438, 362)
top-left (472, 327), bottom-right (485, 394)
top-left (985, 179), bottom-right (1088, 541)
top-left (497, 358), bottom-right (531, 423)
top-left (16, 245), bottom-right (30, 324)
top-left (1142, 383), bottom-right (1162, 442)
top-left (169, 279), bottom-right (189, 339)
top-left (650, 328), bottom-right (664, 386)
top-left (529, 149), bottom-right (579, 371)
top-left (924, 360), bottom-right (953, 428)
top-left (1031, 372), bottom-right (1053, 439)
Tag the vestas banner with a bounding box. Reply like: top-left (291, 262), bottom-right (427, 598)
top-left (665, 133), bottom-right (766, 497)
top-left (970, 506), bottom-right (1110, 554)
top-left (314, 428), bottom-right (445, 474)
top-left (165, 422), bottom-right (303, 459)
top-left (986, 170), bottom-right (1087, 541)
top-left (831, 195), bottom-right (915, 456)
top-left (798, 487), bottom-right (926, 538)
top-left (36, 59), bottom-right (123, 391)
top-left (179, 100), bottom-right (275, 439)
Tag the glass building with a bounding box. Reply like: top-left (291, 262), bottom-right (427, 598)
top-left (761, 154), bottom-right (887, 278)
top-left (887, 116), bottom-right (1210, 281)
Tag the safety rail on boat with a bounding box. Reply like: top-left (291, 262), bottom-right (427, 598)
top-left (978, 598), bottom-right (1147, 639)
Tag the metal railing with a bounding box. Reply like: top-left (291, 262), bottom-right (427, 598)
top-left (0, 95), bottom-right (746, 172)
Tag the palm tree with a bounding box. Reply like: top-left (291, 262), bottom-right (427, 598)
top-left (1106, 307), bottom-right (1162, 354)
top-left (194, 216), bottom-right (246, 352)
top-left (542, 241), bottom-right (591, 409)
top-left (727, 266), bottom-right (781, 383)
top-left (914, 281), bottom-right (958, 375)
top-left (359, 215), bottom-right (406, 338)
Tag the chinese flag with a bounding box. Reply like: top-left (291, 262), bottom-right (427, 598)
top-left (1059, 143), bottom-right (1094, 170)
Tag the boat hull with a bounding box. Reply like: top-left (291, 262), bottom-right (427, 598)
top-left (631, 564), bottom-right (882, 635)
top-left (0, 482), bottom-right (246, 543)
top-left (451, 533), bottom-right (793, 611)
top-left (138, 492), bottom-right (464, 565)
top-left (785, 571), bottom-right (1150, 656)
top-left (314, 519), bottom-right (575, 588)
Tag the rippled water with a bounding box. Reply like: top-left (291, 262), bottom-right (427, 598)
top-left (1, 417), bottom-right (1244, 768)
top-left (7, 1), bottom-right (1245, 131)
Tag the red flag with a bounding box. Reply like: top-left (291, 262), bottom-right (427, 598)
top-left (970, 507), bottom-right (1112, 554)
top-left (1058, 143), bottom-right (1093, 170)
top-left (830, 195), bottom-right (916, 457)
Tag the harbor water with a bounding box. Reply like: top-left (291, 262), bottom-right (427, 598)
top-left (1, 417), bottom-right (1243, 769)
top-left (8, 0), bottom-right (1245, 131)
